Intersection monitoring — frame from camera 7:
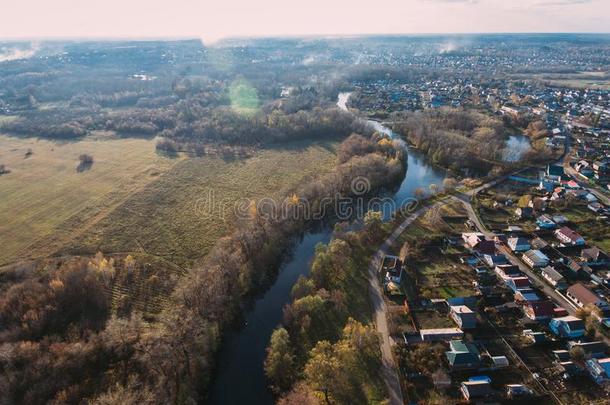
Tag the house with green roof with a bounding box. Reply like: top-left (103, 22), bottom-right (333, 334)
top-left (446, 340), bottom-right (481, 370)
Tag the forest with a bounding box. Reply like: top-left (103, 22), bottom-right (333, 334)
top-left (390, 108), bottom-right (554, 175)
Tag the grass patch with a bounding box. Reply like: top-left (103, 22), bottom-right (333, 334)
top-left (560, 203), bottom-right (610, 251)
top-left (63, 140), bottom-right (338, 266)
top-left (413, 309), bottom-right (454, 329)
top-left (417, 253), bottom-right (476, 299)
top-left (0, 134), bottom-right (338, 268)
top-left (0, 133), bottom-right (176, 265)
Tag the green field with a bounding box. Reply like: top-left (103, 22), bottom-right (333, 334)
top-left (0, 134), bottom-right (337, 267)
top-left (64, 140), bottom-right (338, 266)
top-left (0, 132), bottom-right (177, 265)
top-left (512, 71), bottom-right (610, 90)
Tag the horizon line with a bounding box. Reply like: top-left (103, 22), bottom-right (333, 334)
top-left (1, 31), bottom-right (610, 43)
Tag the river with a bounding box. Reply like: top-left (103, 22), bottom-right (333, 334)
top-left (208, 92), bottom-right (446, 405)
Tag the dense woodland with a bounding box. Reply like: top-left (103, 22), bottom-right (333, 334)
top-left (390, 108), bottom-right (555, 175)
top-left (0, 129), bottom-right (405, 403)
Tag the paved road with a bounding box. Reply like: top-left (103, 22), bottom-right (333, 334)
top-left (368, 202), bottom-right (443, 405)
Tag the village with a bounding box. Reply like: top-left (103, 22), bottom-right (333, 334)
top-left (379, 152), bottom-right (610, 403)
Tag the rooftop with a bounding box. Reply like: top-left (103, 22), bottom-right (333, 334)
top-left (567, 283), bottom-right (603, 305)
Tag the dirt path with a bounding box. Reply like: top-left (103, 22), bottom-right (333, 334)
top-left (368, 202), bottom-right (444, 405)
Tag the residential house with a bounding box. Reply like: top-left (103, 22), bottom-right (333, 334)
top-left (446, 340), bottom-right (481, 370)
top-left (588, 202), bottom-right (604, 213)
top-left (552, 215), bottom-right (569, 224)
top-left (506, 276), bottom-right (531, 292)
top-left (522, 249), bottom-right (550, 268)
top-left (555, 226), bottom-right (585, 246)
top-left (515, 288), bottom-right (541, 303)
top-left (546, 164), bottom-right (565, 181)
top-left (541, 266), bottom-right (568, 289)
top-left (523, 300), bottom-right (555, 321)
top-left (553, 349), bottom-right (570, 362)
top-left (531, 237), bottom-right (549, 250)
top-left (523, 329), bottom-right (547, 344)
top-left (491, 356), bottom-right (509, 368)
top-left (381, 255), bottom-right (404, 284)
top-left (462, 232), bottom-right (496, 255)
top-left (450, 305), bottom-right (477, 329)
top-left (586, 358), bottom-right (610, 385)
top-left (567, 283), bottom-right (608, 309)
top-left (462, 232), bottom-right (485, 248)
top-left (586, 193), bottom-right (598, 203)
top-left (554, 306), bottom-right (569, 317)
top-left (484, 254), bottom-right (508, 267)
top-left (508, 236), bottom-right (531, 252)
top-left (592, 161), bottom-right (610, 183)
top-left (461, 380), bottom-right (493, 402)
top-left (495, 264), bottom-right (521, 280)
top-left (506, 384), bottom-right (532, 399)
top-left (549, 315), bottom-right (586, 338)
top-left (567, 341), bottom-right (607, 359)
top-left (536, 214), bottom-right (556, 230)
top-left (539, 177), bottom-right (556, 193)
top-left (420, 328), bottom-right (464, 342)
top-left (567, 259), bottom-right (589, 279)
top-left (515, 207), bottom-right (534, 219)
top-left (581, 247), bottom-right (610, 267)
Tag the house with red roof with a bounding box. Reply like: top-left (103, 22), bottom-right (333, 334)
top-left (523, 300), bottom-right (555, 321)
top-left (554, 226), bottom-right (585, 246)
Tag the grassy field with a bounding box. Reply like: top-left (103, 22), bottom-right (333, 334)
top-left (0, 132), bottom-right (177, 266)
top-left (512, 71), bottom-right (610, 90)
top-left (418, 255), bottom-right (476, 299)
top-left (0, 134), bottom-right (338, 267)
top-left (55, 140), bottom-right (338, 266)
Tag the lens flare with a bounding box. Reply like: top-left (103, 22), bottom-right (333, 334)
top-left (229, 79), bottom-right (259, 115)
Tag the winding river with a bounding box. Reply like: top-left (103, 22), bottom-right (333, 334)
top-left (208, 93), bottom-right (446, 405)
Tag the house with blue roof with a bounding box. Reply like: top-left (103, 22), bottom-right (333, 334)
top-left (536, 214), bottom-right (556, 230)
top-left (549, 315), bottom-right (586, 339)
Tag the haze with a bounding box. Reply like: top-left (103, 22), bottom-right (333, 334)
top-left (1, 0), bottom-right (608, 43)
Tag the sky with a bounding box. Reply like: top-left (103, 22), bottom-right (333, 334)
top-left (0, 0), bottom-right (608, 43)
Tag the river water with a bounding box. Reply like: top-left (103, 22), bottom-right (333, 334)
top-left (208, 93), bottom-right (446, 405)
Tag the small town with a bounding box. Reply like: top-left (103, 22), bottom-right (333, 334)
top-left (378, 121), bottom-right (610, 403)
top-left (1, 13), bottom-right (609, 404)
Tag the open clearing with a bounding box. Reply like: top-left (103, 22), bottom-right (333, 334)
top-left (0, 133), bottom-right (177, 265)
top-left (511, 71), bottom-right (610, 90)
top-left (64, 140), bottom-right (337, 266)
top-left (0, 134), bottom-right (337, 267)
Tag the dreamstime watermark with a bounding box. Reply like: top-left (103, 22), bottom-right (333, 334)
top-left (192, 176), bottom-right (422, 223)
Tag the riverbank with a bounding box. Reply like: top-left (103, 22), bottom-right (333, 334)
top-left (206, 95), bottom-right (447, 404)
top-left (206, 125), bottom-right (409, 405)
